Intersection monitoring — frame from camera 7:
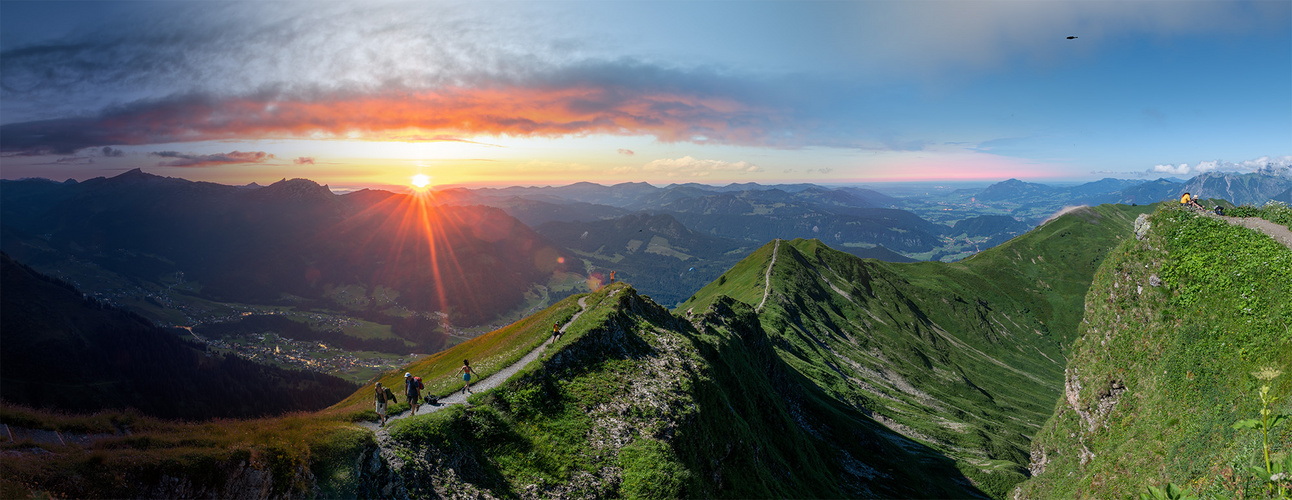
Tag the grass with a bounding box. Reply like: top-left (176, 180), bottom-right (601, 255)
top-left (676, 203), bottom-right (1155, 498)
top-left (1019, 204), bottom-right (1292, 498)
top-left (330, 286), bottom-right (605, 416)
top-left (384, 286), bottom-right (981, 498)
top-left (0, 403), bottom-right (372, 499)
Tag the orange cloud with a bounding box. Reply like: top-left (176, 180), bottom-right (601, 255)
top-left (1, 86), bottom-right (787, 155)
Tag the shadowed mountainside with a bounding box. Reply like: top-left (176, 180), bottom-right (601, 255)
top-left (0, 252), bottom-right (357, 419)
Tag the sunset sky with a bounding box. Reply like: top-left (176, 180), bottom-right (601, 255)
top-left (1, 0), bottom-right (1289, 191)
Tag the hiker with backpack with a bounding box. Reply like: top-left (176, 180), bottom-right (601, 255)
top-left (552, 321), bottom-right (561, 341)
top-left (405, 372), bottom-right (423, 416)
top-left (457, 359), bottom-right (476, 395)
top-left (374, 382), bottom-right (389, 426)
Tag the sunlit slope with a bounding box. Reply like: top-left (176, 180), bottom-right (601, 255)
top-left (679, 203), bottom-right (1154, 497)
top-left (1018, 206), bottom-right (1292, 499)
top-left (382, 284), bottom-right (987, 498)
top-left (332, 289), bottom-right (596, 411)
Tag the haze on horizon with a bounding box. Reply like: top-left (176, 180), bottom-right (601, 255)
top-left (1, 0), bottom-right (1289, 191)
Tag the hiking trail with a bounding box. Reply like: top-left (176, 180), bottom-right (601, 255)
top-left (1201, 211), bottom-right (1292, 250)
top-left (356, 295), bottom-right (592, 481)
top-left (757, 239), bottom-right (780, 312)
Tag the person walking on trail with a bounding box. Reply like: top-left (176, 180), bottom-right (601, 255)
top-left (457, 360), bottom-right (476, 395)
top-left (1181, 192), bottom-right (1204, 210)
top-left (374, 382), bottom-right (388, 426)
top-left (552, 322), bottom-right (561, 341)
top-left (405, 372), bottom-right (422, 416)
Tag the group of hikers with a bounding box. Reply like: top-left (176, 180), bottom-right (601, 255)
top-left (373, 360), bottom-right (475, 426)
top-left (1180, 192), bottom-right (1230, 216)
top-left (372, 268), bottom-right (619, 426)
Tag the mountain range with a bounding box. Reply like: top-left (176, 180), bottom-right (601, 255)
top-left (1, 169), bottom-right (579, 328)
top-left (2, 170), bottom-right (1290, 499)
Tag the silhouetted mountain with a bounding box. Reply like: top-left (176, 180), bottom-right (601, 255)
top-left (0, 170), bottom-right (577, 326)
top-left (536, 213), bottom-right (750, 306)
top-left (0, 252), bottom-right (357, 419)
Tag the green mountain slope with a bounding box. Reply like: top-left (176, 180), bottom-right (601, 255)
top-left (382, 284), bottom-right (985, 498)
top-left (679, 203), bottom-right (1154, 496)
top-left (1018, 206), bottom-right (1292, 498)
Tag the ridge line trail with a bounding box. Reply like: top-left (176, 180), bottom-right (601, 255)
top-left (358, 295), bottom-right (591, 446)
top-left (757, 239), bottom-right (780, 312)
top-left (1201, 211), bottom-right (1292, 250)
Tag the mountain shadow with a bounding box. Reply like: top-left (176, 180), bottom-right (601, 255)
top-left (0, 252), bottom-right (358, 420)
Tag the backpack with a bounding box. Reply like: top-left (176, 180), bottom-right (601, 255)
top-left (1214, 206), bottom-right (1225, 216)
top-left (383, 387), bottom-right (397, 404)
top-left (414, 376), bottom-right (424, 391)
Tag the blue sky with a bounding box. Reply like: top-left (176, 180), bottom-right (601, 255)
top-left (1, 0), bottom-right (1288, 189)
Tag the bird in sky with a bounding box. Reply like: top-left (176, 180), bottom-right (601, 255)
top-left (1066, 36), bottom-right (1078, 39)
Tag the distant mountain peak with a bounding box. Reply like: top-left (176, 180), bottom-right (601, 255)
top-left (254, 177), bottom-right (334, 200)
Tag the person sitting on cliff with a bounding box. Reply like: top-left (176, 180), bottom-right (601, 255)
top-left (375, 382), bottom-right (388, 426)
top-left (1180, 192), bottom-right (1205, 210)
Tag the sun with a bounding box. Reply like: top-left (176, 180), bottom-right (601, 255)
top-left (410, 174), bottom-right (432, 188)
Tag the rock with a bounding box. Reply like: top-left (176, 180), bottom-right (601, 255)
top-left (1134, 214), bottom-right (1151, 240)
top-left (1149, 274), bottom-right (1162, 287)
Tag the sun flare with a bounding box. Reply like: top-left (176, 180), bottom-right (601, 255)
top-left (411, 174), bottom-right (432, 188)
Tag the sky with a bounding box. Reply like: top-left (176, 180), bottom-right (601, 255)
top-left (1, 0), bottom-right (1289, 191)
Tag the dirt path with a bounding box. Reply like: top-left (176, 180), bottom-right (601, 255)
top-left (358, 294), bottom-right (590, 431)
top-left (757, 239), bottom-right (780, 312)
top-left (1200, 211), bottom-right (1292, 250)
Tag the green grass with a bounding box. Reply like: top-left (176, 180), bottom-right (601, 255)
top-left (330, 286), bottom-right (613, 415)
top-left (384, 287), bottom-right (981, 498)
top-left (0, 403), bottom-right (373, 499)
top-left (676, 203), bottom-right (1155, 497)
top-left (1019, 204), bottom-right (1292, 498)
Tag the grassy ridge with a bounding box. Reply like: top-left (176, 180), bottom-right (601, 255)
top-left (384, 286), bottom-right (985, 498)
top-left (678, 203), bottom-right (1154, 497)
top-left (1019, 205), bottom-right (1292, 498)
top-left (331, 291), bottom-right (590, 414)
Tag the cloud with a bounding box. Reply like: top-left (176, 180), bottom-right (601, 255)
top-left (1149, 155), bottom-right (1292, 177)
top-left (101, 146), bottom-right (125, 157)
top-left (640, 156), bottom-right (761, 177)
top-left (0, 76), bottom-right (790, 154)
top-left (617, 149), bottom-right (634, 156)
top-left (294, 156), bottom-right (315, 165)
top-left (150, 150), bottom-right (273, 168)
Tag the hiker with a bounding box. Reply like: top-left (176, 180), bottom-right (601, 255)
top-left (552, 321), bottom-right (561, 341)
top-left (457, 359), bottom-right (476, 395)
top-left (1180, 192), bottom-right (1204, 210)
top-left (405, 372), bottom-right (422, 416)
top-left (374, 382), bottom-right (388, 426)
top-left (609, 270), bottom-right (616, 284)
